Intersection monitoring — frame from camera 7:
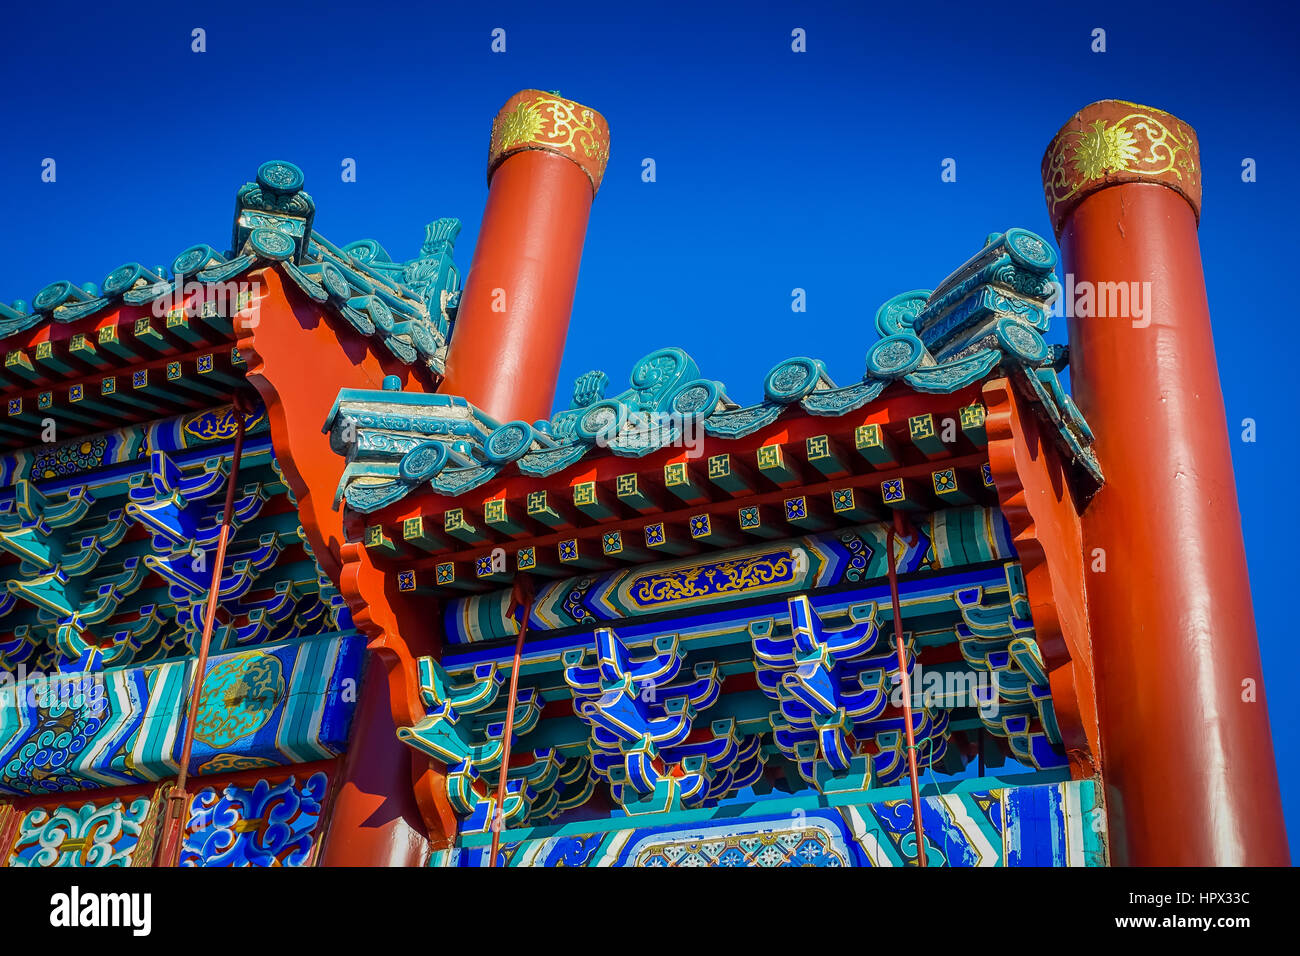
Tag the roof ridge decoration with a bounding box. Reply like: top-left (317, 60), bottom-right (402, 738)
top-left (326, 228), bottom-right (1103, 515)
top-left (1, 162), bottom-right (463, 379)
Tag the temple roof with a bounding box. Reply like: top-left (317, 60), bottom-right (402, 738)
top-left (0, 161), bottom-right (462, 379)
top-left (326, 228), bottom-right (1103, 514)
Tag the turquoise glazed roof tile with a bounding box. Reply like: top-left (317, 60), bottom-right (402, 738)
top-left (1, 161), bottom-right (462, 378)
top-left (326, 228), bottom-right (1102, 514)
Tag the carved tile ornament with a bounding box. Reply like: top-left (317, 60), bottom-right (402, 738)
top-left (1042, 100), bottom-right (1200, 234)
top-left (329, 229), bottom-right (1102, 513)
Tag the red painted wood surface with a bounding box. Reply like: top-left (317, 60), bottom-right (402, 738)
top-left (984, 376), bottom-right (1099, 778)
top-left (235, 267), bottom-right (455, 863)
top-left (317, 664), bottom-right (434, 866)
top-left (1060, 182), bottom-right (1289, 865)
top-left (440, 148), bottom-right (596, 425)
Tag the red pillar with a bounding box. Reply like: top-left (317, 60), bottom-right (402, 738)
top-left (1043, 101), bottom-right (1288, 865)
top-left (236, 266), bottom-right (445, 865)
top-left (440, 90), bottom-right (610, 425)
top-left (319, 664), bottom-right (430, 867)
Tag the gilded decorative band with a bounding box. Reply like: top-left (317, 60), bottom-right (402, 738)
top-left (1041, 100), bottom-right (1201, 236)
top-left (488, 89), bottom-right (611, 194)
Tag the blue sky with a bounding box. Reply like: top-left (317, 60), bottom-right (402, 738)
top-left (2, 0), bottom-right (1296, 860)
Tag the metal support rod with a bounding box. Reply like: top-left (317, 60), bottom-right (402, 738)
top-left (488, 583), bottom-right (533, 867)
top-left (886, 513), bottom-right (928, 867)
top-left (155, 399), bottom-right (247, 865)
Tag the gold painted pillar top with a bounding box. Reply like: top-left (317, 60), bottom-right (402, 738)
top-left (488, 89), bottom-right (611, 194)
top-left (1041, 100), bottom-right (1201, 236)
